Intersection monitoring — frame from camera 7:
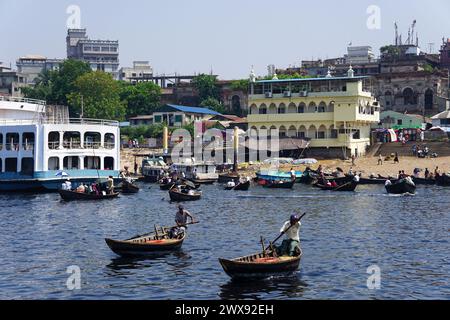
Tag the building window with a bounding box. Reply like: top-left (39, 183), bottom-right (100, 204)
top-left (63, 157), bottom-right (80, 170)
top-left (84, 132), bottom-right (101, 149)
top-left (175, 115), bottom-right (183, 123)
top-left (0, 133), bottom-right (3, 151)
top-left (48, 157), bottom-right (60, 171)
top-left (259, 108), bottom-right (267, 115)
top-left (63, 132), bottom-right (81, 149)
top-left (317, 131), bottom-right (326, 139)
top-left (397, 119), bottom-right (403, 125)
top-left (154, 115), bottom-right (162, 123)
top-left (21, 158), bottom-right (34, 175)
top-left (6, 133), bottom-right (19, 151)
top-left (5, 158), bottom-right (17, 173)
top-left (105, 133), bottom-right (115, 149)
top-left (0, 158), bottom-right (2, 172)
top-left (104, 157), bottom-right (114, 170)
top-left (48, 132), bottom-right (60, 149)
top-left (84, 157), bottom-right (100, 170)
top-left (330, 129), bottom-right (338, 139)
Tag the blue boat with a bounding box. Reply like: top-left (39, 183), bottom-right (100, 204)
top-left (256, 170), bottom-right (303, 183)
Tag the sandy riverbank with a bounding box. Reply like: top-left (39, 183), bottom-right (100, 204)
top-left (238, 156), bottom-right (450, 178)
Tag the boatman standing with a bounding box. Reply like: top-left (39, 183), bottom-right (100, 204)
top-left (171, 205), bottom-right (196, 239)
top-left (277, 214), bottom-right (302, 257)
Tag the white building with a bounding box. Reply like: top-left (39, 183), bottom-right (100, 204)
top-left (119, 61), bottom-right (153, 83)
top-left (345, 46), bottom-right (376, 64)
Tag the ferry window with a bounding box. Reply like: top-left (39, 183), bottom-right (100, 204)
top-left (104, 157), bottom-right (114, 170)
top-left (22, 133), bottom-right (35, 151)
top-left (21, 158), bottom-right (34, 175)
top-left (5, 158), bottom-right (17, 173)
top-left (105, 134), bottom-right (115, 149)
top-left (48, 157), bottom-right (60, 171)
top-left (63, 156), bottom-right (80, 170)
top-left (48, 132), bottom-right (60, 149)
top-left (0, 133), bottom-right (3, 150)
top-left (84, 157), bottom-right (100, 170)
top-left (0, 158), bottom-right (2, 172)
top-left (84, 132), bottom-right (101, 149)
top-left (63, 132), bottom-right (81, 149)
top-left (6, 133), bottom-right (19, 151)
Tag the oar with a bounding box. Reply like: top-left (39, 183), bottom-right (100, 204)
top-left (264, 212), bottom-right (307, 252)
top-left (127, 221), bottom-right (200, 240)
top-left (334, 181), bottom-right (352, 191)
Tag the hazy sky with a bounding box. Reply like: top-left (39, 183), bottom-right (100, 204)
top-left (1, 0), bottom-right (450, 79)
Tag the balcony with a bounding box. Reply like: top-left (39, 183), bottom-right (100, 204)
top-left (248, 112), bottom-right (334, 123)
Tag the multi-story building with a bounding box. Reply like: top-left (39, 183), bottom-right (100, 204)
top-left (0, 64), bottom-right (27, 97)
top-left (344, 46), bottom-right (376, 64)
top-left (439, 38), bottom-right (450, 71)
top-left (16, 55), bottom-right (63, 85)
top-left (119, 61), bottom-right (153, 83)
top-left (152, 104), bottom-right (221, 127)
top-left (247, 68), bottom-right (380, 158)
top-left (66, 28), bottom-right (119, 79)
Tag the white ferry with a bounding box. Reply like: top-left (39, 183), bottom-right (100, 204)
top-left (171, 158), bottom-right (218, 184)
top-left (0, 96), bottom-right (120, 192)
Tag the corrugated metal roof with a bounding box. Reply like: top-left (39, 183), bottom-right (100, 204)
top-left (166, 104), bottom-right (222, 116)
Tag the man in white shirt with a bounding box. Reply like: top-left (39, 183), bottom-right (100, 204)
top-left (277, 214), bottom-right (302, 257)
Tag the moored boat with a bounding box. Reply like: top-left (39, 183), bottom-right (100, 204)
top-left (224, 180), bottom-right (251, 191)
top-left (59, 189), bottom-right (119, 201)
top-left (436, 174), bottom-right (450, 187)
top-left (385, 179), bottom-right (416, 194)
top-left (219, 250), bottom-right (302, 280)
top-left (313, 180), bottom-right (359, 192)
top-left (159, 181), bottom-right (176, 190)
top-left (119, 180), bottom-right (140, 194)
top-left (263, 180), bottom-right (295, 189)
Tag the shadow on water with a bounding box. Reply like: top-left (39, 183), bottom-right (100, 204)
top-left (218, 274), bottom-right (308, 300)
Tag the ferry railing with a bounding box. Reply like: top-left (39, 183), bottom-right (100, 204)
top-left (0, 96), bottom-right (46, 106)
top-left (0, 118), bottom-right (120, 127)
top-left (48, 141), bottom-right (60, 150)
top-left (84, 141), bottom-right (101, 149)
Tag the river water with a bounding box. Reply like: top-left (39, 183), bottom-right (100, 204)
top-left (0, 183), bottom-right (449, 300)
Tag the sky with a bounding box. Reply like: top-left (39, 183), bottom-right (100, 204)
top-left (1, 0), bottom-right (450, 79)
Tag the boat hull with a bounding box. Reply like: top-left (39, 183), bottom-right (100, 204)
top-left (263, 180), bottom-right (295, 189)
top-left (385, 180), bottom-right (417, 194)
top-left (169, 189), bottom-right (202, 202)
top-left (314, 181), bottom-right (358, 192)
top-left (436, 175), bottom-right (450, 187)
top-left (59, 190), bottom-right (120, 201)
top-left (219, 253), bottom-right (302, 280)
top-left (105, 237), bottom-right (184, 256)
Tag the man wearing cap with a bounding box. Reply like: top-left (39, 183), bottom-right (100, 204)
top-left (277, 214), bottom-right (302, 257)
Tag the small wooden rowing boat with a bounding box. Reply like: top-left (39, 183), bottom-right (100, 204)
top-left (120, 180), bottom-right (140, 194)
top-left (105, 230), bottom-right (185, 256)
top-left (411, 177), bottom-right (436, 185)
top-left (263, 180), bottom-right (295, 189)
top-left (159, 181), bottom-right (176, 190)
top-left (59, 189), bottom-right (120, 201)
top-left (219, 250), bottom-right (302, 279)
top-left (313, 180), bottom-right (358, 192)
top-left (224, 180), bottom-right (251, 191)
top-left (169, 187), bottom-right (202, 202)
top-left (385, 179), bottom-right (416, 194)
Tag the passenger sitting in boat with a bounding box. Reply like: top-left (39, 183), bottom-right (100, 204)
top-left (276, 214), bottom-right (301, 257)
top-left (227, 181), bottom-right (236, 188)
top-left (91, 183), bottom-right (100, 195)
top-left (61, 179), bottom-right (72, 191)
top-left (353, 174), bottom-right (360, 183)
top-left (76, 184), bottom-right (86, 193)
top-left (385, 180), bottom-right (392, 186)
top-left (330, 181), bottom-right (338, 188)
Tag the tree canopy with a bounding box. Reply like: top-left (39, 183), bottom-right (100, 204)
top-left (67, 71), bottom-right (126, 120)
top-left (119, 81), bottom-right (161, 119)
top-left (192, 74), bottom-right (220, 101)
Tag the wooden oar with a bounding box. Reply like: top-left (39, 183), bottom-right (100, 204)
top-left (263, 212), bottom-right (307, 252)
top-left (333, 181), bottom-right (352, 191)
top-left (127, 221), bottom-right (200, 240)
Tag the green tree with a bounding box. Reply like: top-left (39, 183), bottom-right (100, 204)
top-left (230, 79), bottom-right (250, 92)
top-left (119, 81), bottom-right (162, 119)
top-left (200, 97), bottom-right (225, 114)
top-left (192, 74), bottom-right (220, 101)
top-left (67, 71), bottom-right (125, 120)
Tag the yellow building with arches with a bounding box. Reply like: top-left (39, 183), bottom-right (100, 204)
top-left (247, 73), bottom-right (380, 157)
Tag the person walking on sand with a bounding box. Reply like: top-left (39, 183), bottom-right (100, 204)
top-left (351, 154), bottom-right (356, 166)
top-left (394, 152), bottom-right (399, 164)
top-left (378, 154), bottom-right (383, 166)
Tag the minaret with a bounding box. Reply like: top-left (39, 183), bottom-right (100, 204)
top-left (326, 67), bottom-right (333, 78)
top-left (347, 65), bottom-right (355, 78)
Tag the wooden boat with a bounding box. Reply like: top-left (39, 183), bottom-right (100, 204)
top-left (436, 174), bottom-right (450, 187)
top-left (224, 180), bottom-right (251, 191)
top-left (263, 180), bottom-right (295, 189)
top-left (159, 181), bottom-right (176, 190)
top-left (313, 180), bottom-right (358, 192)
top-left (59, 189), bottom-right (119, 201)
top-left (189, 178), bottom-right (216, 185)
top-left (120, 180), bottom-right (140, 194)
top-left (385, 179), bottom-right (416, 194)
top-left (411, 177), bottom-right (436, 185)
top-left (218, 173), bottom-right (239, 184)
top-left (219, 250), bottom-right (302, 279)
top-left (169, 187), bottom-right (202, 202)
top-left (105, 230), bottom-right (185, 256)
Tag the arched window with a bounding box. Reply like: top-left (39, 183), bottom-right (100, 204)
top-left (329, 125), bottom-right (338, 139)
top-left (425, 89), bottom-right (434, 110)
top-left (317, 125), bottom-right (327, 139)
top-left (298, 126), bottom-right (307, 139)
top-left (403, 88), bottom-right (416, 105)
top-left (328, 102), bottom-right (335, 112)
top-left (250, 104), bottom-right (258, 115)
top-left (288, 126), bottom-right (297, 137)
top-left (268, 103), bottom-right (277, 114)
top-left (288, 103), bottom-right (297, 113)
top-left (105, 133), bottom-right (115, 149)
top-left (259, 104), bottom-right (267, 115)
top-left (231, 95), bottom-right (241, 114)
top-left (308, 125), bottom-right (317, 139)
top-left (278, 103), bottom-right (286, 114)
top-left (298, 103), bottom-right (306, 114)
top-left (318, 102), bottom-right (327, 113)
top-left (307, 102), bottom-right (316, 113)
top-left (279, 126), bottom-right (287, 138)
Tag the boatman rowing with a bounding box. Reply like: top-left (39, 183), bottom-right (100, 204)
top-left (276, 214), bottom-right (302, 257)
top-left (170, 205), bottom-right (196, 239)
